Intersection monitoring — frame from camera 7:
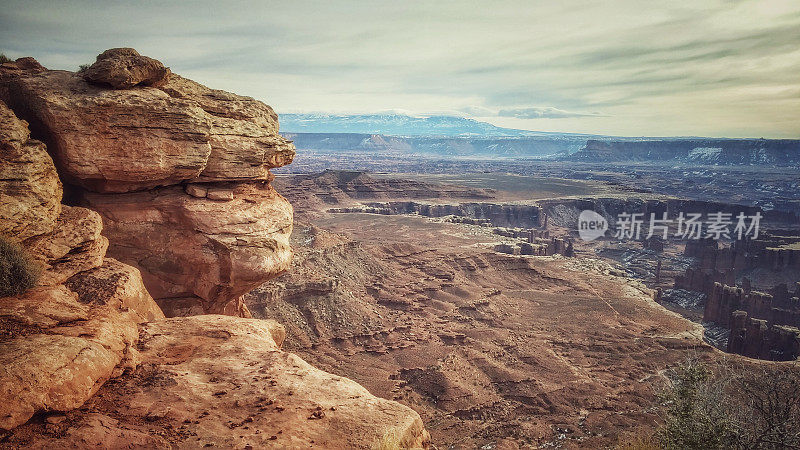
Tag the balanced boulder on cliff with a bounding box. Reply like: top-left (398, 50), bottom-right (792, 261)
top-left (0, 49), bottom-right (294, 192)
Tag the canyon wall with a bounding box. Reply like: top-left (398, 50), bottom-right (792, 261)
top-left (1, 49), bottom-right (294, 317)
top-left (567, 138), bottom-right (800, 166)
top-left (685, 236), bottom-right (800, 273)
top-left (332, 201), bottom-right (544, 228)
top-left (672, 231), bottom-right (800, 360)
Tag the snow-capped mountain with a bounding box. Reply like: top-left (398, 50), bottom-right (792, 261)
top-left (279, 113), bottom-right (553, 137)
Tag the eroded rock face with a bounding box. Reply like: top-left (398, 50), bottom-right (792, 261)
top-left (82, 48), bottom-right (171, 89)
top-left (24, 206), bottom-right (109, 286)
top-left (0, 265), bottom-right (163, 430)
top-left (0, 50), bottom-right (432, 447)
top-left (161, 74), bottom-right (295, 181)
top-left (1, 68), bottom-right (213, 192)
top-left (1, 50), bottom-right (295, 316)
top-left (0, 104), bottom-right (165, 430)
top-left (82, 182), bottom-right (293, 316)
top-left (7, 315), bottom-right (430, 448)
top-left (0, 54), bottom-right (294, 193)
top-left (0, 99), bottom-right (61, 241)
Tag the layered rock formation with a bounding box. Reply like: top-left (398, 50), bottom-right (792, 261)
top-left (1, 50), bottom-right (295, 316)
top-left (728, 310), bottom-right (800, 361)
top-left (567, 138), bottom-right (800, 166)
top-left (0, 51), bottom-right (430, 447)
top-left (0, 99), bottom-right (164, 429)
top-left (331, 200), bottom-right (543, 228)
top-left (272, 170), bottom-right (496, 216)
top-left (0, 100), bottom-right (61, 241)
top-left (671, 231), bottom-right (800, 360)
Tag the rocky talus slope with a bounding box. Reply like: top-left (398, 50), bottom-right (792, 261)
top-left (0, 50), bottom-right (429, 448)
top-left (245, 216), bottom-right (708, 447)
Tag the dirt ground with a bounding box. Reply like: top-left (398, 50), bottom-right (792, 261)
top-left (247, 200), bottom-right (713, 448)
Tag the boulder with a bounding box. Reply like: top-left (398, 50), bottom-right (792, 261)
top-left (65, 258), bottom-right (165, 321)
top-left (82, 48), bottom-right (171, 89)
top-left (1, 68), bottom-right (212, 192)
top-left (0, 100), bottom-right (61, 241)
top-left (159, 74), bottom-right (295, 181)
top-left (81, 182), bottom-right (293, 316)
top-left (24, 206), bottom-right (108, 286)
top-left (1, 52), bottom-right (296, 316)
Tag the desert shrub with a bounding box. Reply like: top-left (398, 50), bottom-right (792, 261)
top-left (0, 53), bottom-right (12, 64)
top-left (655, 357), bottom-right (800, 450)
top-left (655, 357), bottom-right (737, 449)
top-left (77, 63), bottom-right (90, 73)
top-left (730, 364), bottom-right (800, 449)
top-left (615, 433), bottom-right (662, 450)
top-left (0, 237), bottom-right (41, 297)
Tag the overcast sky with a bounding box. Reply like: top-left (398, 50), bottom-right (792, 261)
top-left (1, 1), bottom-right (798, 137)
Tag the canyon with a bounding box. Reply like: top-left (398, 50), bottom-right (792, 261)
top-left (1, 48), bottom-right (798, 449)
top-left (0, 50), bottom-right (428, 448)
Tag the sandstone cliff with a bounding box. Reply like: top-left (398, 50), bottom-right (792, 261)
top-left (0, 50), bottom-right (430, 448)
top-left (1, 48), bottom-right (294, 316)
top-left (0, 98), bottom-right (164, 430)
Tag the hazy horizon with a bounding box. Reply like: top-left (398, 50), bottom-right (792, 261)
top-left (1, 0), bottom-right (799, 138)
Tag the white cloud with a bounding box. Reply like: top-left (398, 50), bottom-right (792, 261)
top-left (0, 0), bottom-right (798, 137)
top-left (498, 107), bottom-right (604, 119)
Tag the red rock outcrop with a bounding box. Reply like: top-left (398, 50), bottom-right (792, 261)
top-left (81, 182), bottom-right (292, 316)
top-left (0, 103), bottom-right (165, 430)
top-left (6, 315), bottom-right (429, 448)
top-left (728, 310), bottom-right (800, 361)
top-left (1, 51), bottom-right (430, 448)
top-left (0, 51), bottom-right (295, 316)
top-left (0, 269), bottom-right (161, 430)
top-left (0, 100), bottom-right (61, 241)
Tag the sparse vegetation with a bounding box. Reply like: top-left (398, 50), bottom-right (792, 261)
top-left (0, 237), bottom-right (41, 297)
top-left (0, 53), bottom-right (12, 64)
top-left (615, 434), bottom-right (661, 450)
top-left (731, 364), bottom-right (800, 449)
top-left (656, 357), bottom-right (737, 449)
top-left (78, 63), bottom-right (91, 73)
top-left (652, 357), bottom-right (800, 450)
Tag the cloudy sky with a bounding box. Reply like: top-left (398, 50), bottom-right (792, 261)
top-left (2, 0), bottom-right (799, 137)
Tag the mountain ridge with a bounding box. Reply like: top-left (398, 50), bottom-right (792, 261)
top-left (279, 113), bottom-right (593, 137)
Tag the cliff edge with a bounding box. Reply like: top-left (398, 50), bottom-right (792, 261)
top-left (0, 50), bottom-right (429, 448)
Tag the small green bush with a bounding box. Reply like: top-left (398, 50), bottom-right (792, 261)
top-left (0, 54), bottom-right (12, 64)
top-left (77, 63), bottom-right (90, 73)
top-left (0, 237), bottom-right (41, 297)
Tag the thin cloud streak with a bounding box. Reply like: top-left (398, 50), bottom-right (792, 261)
top-left (0, 0), bottom-right (798, 137)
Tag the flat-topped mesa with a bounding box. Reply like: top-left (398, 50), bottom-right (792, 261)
top-left (0, 50), bottom-right (296, 317)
